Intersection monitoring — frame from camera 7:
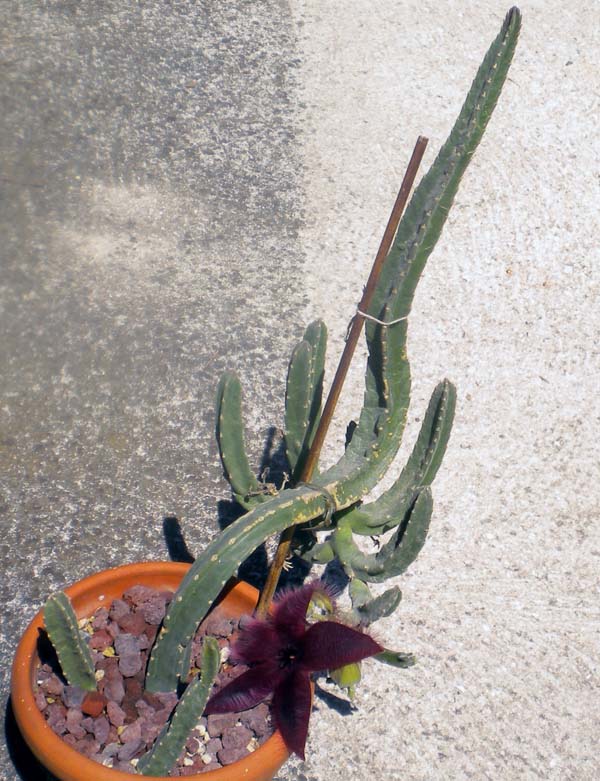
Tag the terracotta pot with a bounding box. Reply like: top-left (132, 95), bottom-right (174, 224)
top-left (11, 561), bottom-right (289, 781)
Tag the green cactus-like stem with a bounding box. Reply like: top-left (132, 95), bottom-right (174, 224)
top-left (341, 379), bottom-right (456, 536)
top-left (145, 485), bottom-right (332, 692)
top-left (148, 296), bottom-right (410, 693)
top-left (284, 339), bottom-right (313, 473)
top-left (368, 7), bottom-right (521, 328)
top-left (217, 320), bottom-right (326, 512)
top-left (375, 649), bottom-right (417, 668)
top-left (332, 487), bottom-right (433, 583)
top-left (148, 303), bottom-right (406, 692)
top-left (284, 320), bottom-right (327, 480)
top-left (414, 380), bottom-right (457, 487)
top-left (178, 635), bottom-right (195, 685)
top-left (215, 372), bottom-right (265, 510)
top-left (137, 637), bottom-right (220, 776)
top-left (315, 305), bottom-right (410, 510)
top-left (354, 585), bottom-right (402, 626)
top-left (43, 591), bottom-right (96, 692)
top-left (314, 7), bottom-right (520, 507)
top-left (302, 537), bottom-right (335, 564)
top-left (348, 578), bottom-right (372, 609)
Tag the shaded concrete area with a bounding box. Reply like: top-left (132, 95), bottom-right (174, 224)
top-left (1, 3), bottom-right (304, 778)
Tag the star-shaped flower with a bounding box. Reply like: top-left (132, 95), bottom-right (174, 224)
top-left (205, 581), bottom-right (382, 758)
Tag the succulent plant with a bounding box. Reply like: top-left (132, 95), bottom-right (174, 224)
top-left (136, 636), bottom-right (220, 777)
top-left (40, 7), bottom-right (521, 774)
top-left (43, 591), bottom-right (96, 692)
top-left (145, 6), bottom-right (521, 695)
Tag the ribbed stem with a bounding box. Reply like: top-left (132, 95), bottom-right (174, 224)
top-left (255, 136), bottom-right (428, 617)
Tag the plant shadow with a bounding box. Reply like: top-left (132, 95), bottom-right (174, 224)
top-left (162, 515), bottom-right (195, 564)
top-left (163, 426), bottom-right (314, 592)
top-left (313, 680), bottom-right (356, 717)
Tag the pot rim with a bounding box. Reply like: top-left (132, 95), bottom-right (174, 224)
top-left (11, 560), bottom-right (288, 781)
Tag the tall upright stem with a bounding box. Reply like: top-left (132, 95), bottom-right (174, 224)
top-left (255, 136), bottom-right (428, 617)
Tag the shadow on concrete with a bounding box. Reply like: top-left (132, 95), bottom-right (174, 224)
top-left (313, 681), bottom-right (356, 717)
top-left (5, 491), bottom-right (340, 780)
top-left (4, 698), bottom-right (57, 781)
top-left (162, 516), bottom-right (195, 564)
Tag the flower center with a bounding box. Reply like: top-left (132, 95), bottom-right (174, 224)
top-left (278, 643), bottom-right (301, 669)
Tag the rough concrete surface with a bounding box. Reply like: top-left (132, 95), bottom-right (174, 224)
top-left (1, 1), bottom-right (598, 780)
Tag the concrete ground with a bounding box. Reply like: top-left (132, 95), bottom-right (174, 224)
top-left (1, 1), bottom-right (597, 780)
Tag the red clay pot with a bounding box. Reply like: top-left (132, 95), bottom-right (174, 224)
top-left (11, 561), bottom-right (289, 781)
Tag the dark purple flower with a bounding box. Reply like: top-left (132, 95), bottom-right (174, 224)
top-left (205, 581), bottom-right (382, 758)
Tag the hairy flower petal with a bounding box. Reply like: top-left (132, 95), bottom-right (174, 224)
top-left (272, 669), bottom-right (312, 759)
top-left (205, 665), bottom-right (280, 714)
top-left (205, 584), bottom-right (377, 757)
top-left (299, 621), bottom-right (383, 672)
top-left (272, 580), bottom-right (336, 639)
top-left (230, 617), bottom-right (281, 665)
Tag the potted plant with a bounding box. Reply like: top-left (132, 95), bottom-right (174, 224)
top-left (11, 562), bottom-right (292, 780)
top-left (11, 8), bottom-right (521, 780)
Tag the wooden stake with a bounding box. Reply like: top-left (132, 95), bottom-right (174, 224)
top-left (255, 135), bottom-right (428, 617)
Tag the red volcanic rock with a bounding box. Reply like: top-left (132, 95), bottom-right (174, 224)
top-left (81, 691), bottom-right (107, 718)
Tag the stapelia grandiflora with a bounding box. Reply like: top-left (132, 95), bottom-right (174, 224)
top-left (205, 581), bottom-right (382, 758)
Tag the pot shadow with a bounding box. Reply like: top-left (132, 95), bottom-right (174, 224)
top-left (4, 698), bottom-right (58, 781)
top-left (5, 628), bottom-right (64, 780)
